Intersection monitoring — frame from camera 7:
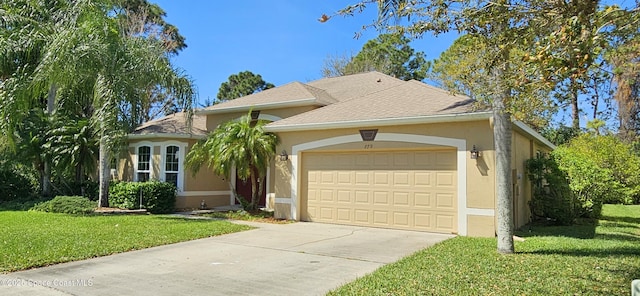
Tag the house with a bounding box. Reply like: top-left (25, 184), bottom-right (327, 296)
top-left (117, 71), bottom-right (554, 237)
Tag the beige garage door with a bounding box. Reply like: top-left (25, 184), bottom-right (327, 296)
top-left (301, 150), bottom-right (457, 234)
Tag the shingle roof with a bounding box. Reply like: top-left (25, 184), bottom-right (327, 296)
top-left (200, 82), bottom-right (337, 113)
top-left (266, 80), bottom-right (477, 128)
top-left (132, 112), bottom-right (207, 136)
top-left (306, 71), bottom-right (405, 102)
top-left (199, 72), bottom-right (405, 114)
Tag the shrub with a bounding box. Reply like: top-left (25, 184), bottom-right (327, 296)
top-left (0, 169), bottom-right (37, 202)
top-left (552, 134), bottom-right (640, 217)
top-left (109, 181), bottom-right (176, 214)
top-left (525, 155), bottom-right (577, 225)
top-left (52, 180), bottom-right (99, 201)
top-left (31, 196), bottom-right (95, 214)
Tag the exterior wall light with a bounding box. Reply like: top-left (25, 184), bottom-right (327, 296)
top-left (470, 145), bottom-right (480, 159)
top-left (279, 150), bottom-right (289, 161)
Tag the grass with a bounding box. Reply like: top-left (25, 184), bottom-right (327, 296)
top-left (329, 204), bottom-right (640, 295)
top-left (201, 209), bottom-right (294, 224)
top-left (0, 211), bottom-right (252, 273)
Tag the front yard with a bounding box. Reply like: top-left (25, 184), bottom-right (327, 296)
top-left (0, 211), bottom-right (251, 273)
top-left (330, 204), bottom-right (640, 295)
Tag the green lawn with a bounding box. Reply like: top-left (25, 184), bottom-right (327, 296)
top-left (329, 204), bottom-right (640, 295)
top-left (0, 211), bottom-right (251, 273)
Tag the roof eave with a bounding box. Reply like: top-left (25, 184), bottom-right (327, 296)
top-left (196, 98), bottom-right (321, 115)
top-left (512, 120), bottom-right (556, 150)
top-left (127, 133), bottom-right (206, 140)
top-left (264, 111), bottom-right (493, 132)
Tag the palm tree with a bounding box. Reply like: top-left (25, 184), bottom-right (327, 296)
top-left (186, 112), bottom-right (279, 211)
top-left (1, 0), bottom-right (195, 207)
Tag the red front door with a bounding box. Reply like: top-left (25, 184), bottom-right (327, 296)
top-left (235, 173), bottom-right (266, 207)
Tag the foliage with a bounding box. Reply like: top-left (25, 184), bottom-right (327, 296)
top-left (31, 196), bottom-right (95, 215)
top-left (216, 71), bottom-right (274, 102)
top-left (329, 204), bottom-right (640, 296)
top-left (186, 111), bottom-right (279, 210)
top-left (540, 125), bottom-right (582, 146)
top-left (0, 0), bottom-right (195, 208)
top-left (0, 211), bottom-right (251, 272)
top-left (430, 34), bottom-right (555, 130)
top-left (51, 179), bottom-right (100, 201)
top-left (322, 33), bottom-right (430, 81)
top-left (0, 168), bottom-right (38, 202)
top-left (109, 181), bottom-right (177, 214)
top-left (609, 35), bottom-right (640, 141)
top-left (202, 210), bottom-right (293, 224)
top-left (329, 0), bottom-right (638, 255)
top-left (525, 156), bottom-right (577, 225)
top-left (47, 115), bottom-right (99, 183)
top-left (553, 133), bottom-right (640, 217)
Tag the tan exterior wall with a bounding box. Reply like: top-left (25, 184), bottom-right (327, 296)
top-left (120, 138), bottom-right (232, 210)
top-left (272, 120), bottom-right (498, 237)
top-left (511, 130), bottom-right (533, 230)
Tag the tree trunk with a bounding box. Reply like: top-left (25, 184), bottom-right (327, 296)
top-left (42, 84), bottom-right (57, 197)
top-left (493, 104), bottom-right (515, 254)
top-left (571, 78), bottom-right (580, 129)
top-left (249, 172), bottom-right (257, 211)
top-left (98, 136), bottom-right (110, 208)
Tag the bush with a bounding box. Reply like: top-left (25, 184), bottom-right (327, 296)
top-left (109, 181), bottom-right (176, 214)
top-left (31, 196), bottom-right (95, 214)
top-left (0, 169), bottom-right (37, 202)
top-left (525, 155), bottom-right (577, 225)
top-left (552, 134), bottom-right (640, 217)
top-left (52, 180), bottom-right (99, 201)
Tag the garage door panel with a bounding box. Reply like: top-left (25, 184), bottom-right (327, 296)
top-left (436, 193), bottom-right (455, 210)
top-left (373, 191), bottom-right (389, 205)
top-left (393, 192), bottom-right (410, 206)
top-left (303, 150), bottom-right (457, 234)
top-left (393, 172), bottom-right (410, 186)
top-left (436, 214), bottom-right (455, 232)
top-left (374, 172), bottom-right (390, 185)
top-left (336, 208), bottom-right (351, 222)
top-left (393, 153), bottom-right (411, 166)
top-left (436, 172), bottom-right (455, 187)
top-left (354, 210), bottom-right (369, 223)
top-left (320, 172), bottom-right (335, 184)
top-left (355, 191), bottom-right (370, 204)
top-left (373, 211), bottom-right (389, 225)
top-left (337, 171), bottom-right (352, 184)
top-left (414, 172), bottom-right (432, 187)
top-left (414, 213), bottom-right (432, 229)
top-left (393, 212), bottom-right (410, 226)
top-left (414, 192), bottom-right (432, 208)
top-left (320, 207), bottom-right (334, 219)
top-left (337, 190), bottom-right (351, 203)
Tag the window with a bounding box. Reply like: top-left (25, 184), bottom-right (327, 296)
top-left (165, 146), bottom-right (179, 187)
top-left (137, 146), bottom-right (151, 182)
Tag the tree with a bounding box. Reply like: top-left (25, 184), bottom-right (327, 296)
top-left (322, 33), bottom-right (430, 81)
top-left (327, 0), bottom-right (635, 253)
top-left (1, 0), bottom-right (195, 207)
top-left (185, 111), bottom-right (279, 211)
top-left (609, 36), bottom-right (640, 142)
top-left (553, 132), bottom-right (640, 214)
top-left (216, 71), bottom-right (274, 102)
top-left (431, 34), bottom-right (555, 130)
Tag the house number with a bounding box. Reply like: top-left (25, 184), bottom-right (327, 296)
top-left (364, 144), bottom-right (374, 149)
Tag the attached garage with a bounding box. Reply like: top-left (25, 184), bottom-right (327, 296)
top-left (301, 149), bottom-right (458, 234)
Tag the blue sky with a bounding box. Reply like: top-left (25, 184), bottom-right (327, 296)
top-left (151, 1), bottom-right (458, 106)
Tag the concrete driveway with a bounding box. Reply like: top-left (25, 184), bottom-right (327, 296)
top-left (0, 221), bottom-right (453, 296)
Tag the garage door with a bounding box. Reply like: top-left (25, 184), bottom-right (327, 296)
top-left (301, 150), bottom-right (457, 234)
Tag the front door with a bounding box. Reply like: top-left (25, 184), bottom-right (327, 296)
top-left (235, 171), bottom-right (266, 207)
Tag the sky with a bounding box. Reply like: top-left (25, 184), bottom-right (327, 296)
top-left (151, 1), bottom-right (458, 107)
